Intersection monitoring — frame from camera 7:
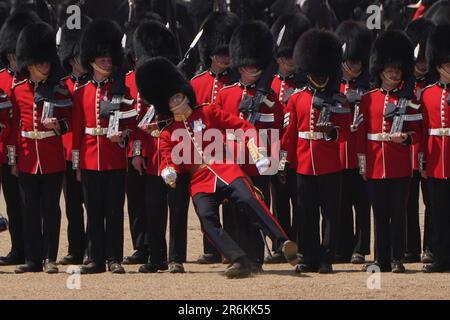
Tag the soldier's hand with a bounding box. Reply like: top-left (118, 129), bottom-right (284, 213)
top-left (132, 156), bottom-right (147, 176)
top-left (141, 123), bottom-right (158, 135)
top-left (76, 169), bottom-right (81, 182)
top-left (361, 173), bottom-right (367, 181)
top-left (161, 167), bottom-right (177, 188)
top-left (42, 118), bottom-right (60, 130)
top-left (390, 132), bottom-right (407, 144)
top-left (109, 131), bottom-right (125, 144)
top-left (11, 165), bottom-right (18, 177)
top-left (421, 171), bottom-right (427, 179)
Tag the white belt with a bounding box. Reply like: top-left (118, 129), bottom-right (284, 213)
top-left (256, 113), bottom-right (274, 123)
top-left (21, 130), bottom-right (56, 140)
top-left (368, 133), bottom-right (391, 141)
top-left (85, 127), bottom-right (108, 136)
top-left (298, 131), bottom-right (324, 140)
top-left (429, 128), bottom-right (450, 136)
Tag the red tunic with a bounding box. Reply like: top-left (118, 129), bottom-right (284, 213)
top-left (340, 80), bottom-right (360, 170)
top-left (61, 75), bottom-right (88, 162)
top-left (281, 86), bottom-right (351, 176)
top-left (411, 77), bottom-right (428, 171)
top-left (10, 79), bottom-right (72, 174)
top-left (215, 82), bottom-right (284, 176)
top-left (71, 77), bottom-right (135, 171)
top-left (159, 104), bottom-right (257, 197)
top-left (125, 70), bottom-right (148, 159)
top-left (357, 87), bottom-right (422, 179)
top-left (190, 70), bottom-right (230, 105)
top-left (0, 69), bottom-right (15, 164)
top-left (421, 82), bottom-right (450, 179)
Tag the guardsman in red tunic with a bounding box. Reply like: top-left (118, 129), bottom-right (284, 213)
top-left (11, 22), bottom-right (72, 274)
top-left (190, 12), bottom-right (239, 264)
top-left (128, 20), bottom-right (190, 274)
top-left (136, 57), bottom-right (299, 278)
top-left (421, 25), bottom-right (450, 273)
top-left (191, 12), bottom-right (239, 106)
top-left (266, 12), bottom-right (310, 264)
top-left (334, 20), bottom-right (373, 265)
top-left (404, 18), bottom-right (435, 264)
top-left (216, 21), bottom-right (284, 271)
top-left (281, 29), bottom-right (351, 274)
top-left (72, 19), bottom-right (134, 274)
top-left (0, 11), bottom-right (40, 266)
top-left (56, 16), bottom-right (91, 266)
top-left (358, 31), bottom-right (421, 273)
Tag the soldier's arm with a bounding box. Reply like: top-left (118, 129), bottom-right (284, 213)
top-left (71, 91), bottom-right (84, 170)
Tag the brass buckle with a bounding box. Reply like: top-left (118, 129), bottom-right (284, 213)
top-left (31, 131), bottom-right (41, 139)
top-left (439, 128), bottom-right (450, 136)
top-left (378, 133), bottom-right (390, 141)
top-left (94, 128), bottom-right (103, 136)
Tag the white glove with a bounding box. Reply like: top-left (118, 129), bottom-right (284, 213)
top-left (161, 167), bottom-right (177, 186)
top-left (256, 157), bottom-right (271, 175)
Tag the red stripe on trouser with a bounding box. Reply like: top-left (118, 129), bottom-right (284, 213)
top-left (241, 178), bottom-right (289, 240)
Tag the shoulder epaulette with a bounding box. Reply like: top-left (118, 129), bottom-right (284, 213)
top-left (11, 78), bottom-right (27, 89)
top-left (191, 70), bottom-right (207, 81)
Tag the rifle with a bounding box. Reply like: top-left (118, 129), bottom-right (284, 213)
top-left (106, 109), bottom-right (138, 138)
top-left (177, 28), bottom-right (204, 70)
top-left (311, 74), bottom-right (350, 134)
top-left (383, 76), bottom-right (421, 135)
top-left (238, 25), bottom-right (286, 124)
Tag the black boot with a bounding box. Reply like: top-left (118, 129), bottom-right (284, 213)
top-left (0, 251), bottom-right (25, 266)
top-left (224, 257), bottom-right (251, 279)
top-left (80, 262), bottom-right (106, 274)
top-left (14, 262), bottom-right (42, 273)
top-left (122, 249), bottom-right (148, 265)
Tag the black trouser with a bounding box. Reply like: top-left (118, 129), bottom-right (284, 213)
top-left (18, 171), bottom-right (63, 265)
top-left (1, 164), bottom-right (24, 257)
top-left (427, 178), bottom-right (450, 266)
top-left (192, 177), bottom-right (288, 263)
top-left (202, 165), bottom-right (239, 259)
top-left (296, 172), bottom-right (342, 267)
top-left (145, 173), bottom-right (190, 264)
top-left (367, 177), bottom-right (410, 265)
top-left (202, 193), bottom-right (238, 260)
top-left (234, 175), bottom-right (268, 265)
top-left (336, 168), bottom-right (371, 259)
top-left (421, 177), bottom-right (433, 252)
top-left (126, 158), bottom-right (148, 252)
top-left (81, 169), bottom-right (125, 265)
top-left (405, 171), bottom-right (421, 256)
top-left (271, 168), bottom-right (298, 246)
top-left (63, 161), bottom-right (85, 259)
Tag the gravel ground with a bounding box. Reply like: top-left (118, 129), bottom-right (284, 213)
top-left (1, 193), bottom-right (449, 300)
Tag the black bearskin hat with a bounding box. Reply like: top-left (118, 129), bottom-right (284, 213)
top-left (0, 11), bottom-right (41, 66)
top-left (136, 57), bottom-right (197, 116)
top-left (58, 15), bottom-right (92, 73)
top-left (124, 11), bottom-right (164, 67)
top-left (133, 20), bottom-right (177, 63)
top-left (79, 18), bottom-right (124, 70)
top-left (336, 20), bottom-right (373, 67)
top-left (370, 30), bottom-right (414, 84)
top-left (16, 22), bottom-right (61, 78)
top-left (426, 25), bottom-right (450, 73)
top-left (229, 20), bottom-right (274, 70)
top-left (271, 13), bottom-right (311, 58)
top-left (405, 18), bottom-right (435, 62)
top-left (294, 29), bottom-right (342, 77)
top-left (198, 11), bottom-right (240, 68)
